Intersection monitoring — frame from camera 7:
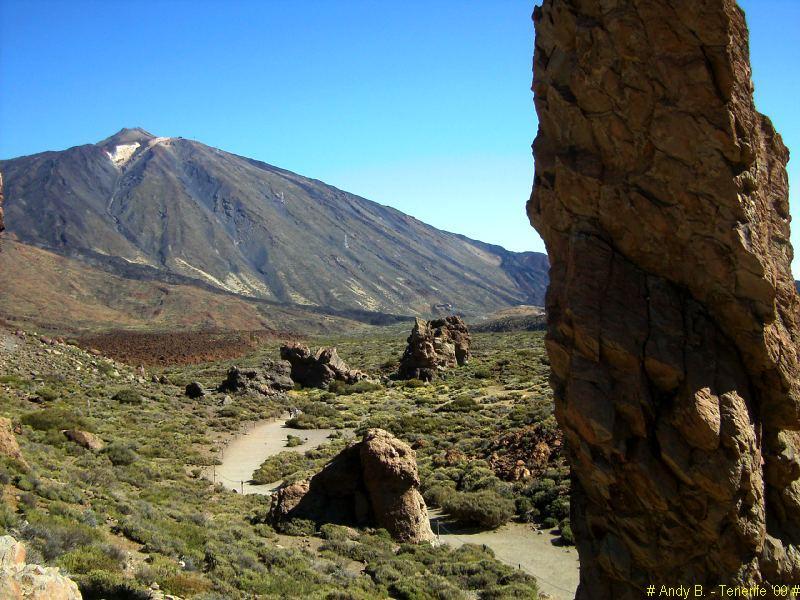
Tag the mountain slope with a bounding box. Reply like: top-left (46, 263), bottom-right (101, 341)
top-left (0, 240), bottom-right (389, 334)
top-left (1, 128), bottom-right (548, 316)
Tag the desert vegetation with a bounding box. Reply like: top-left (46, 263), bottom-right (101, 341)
top-left (0, 326), bottom-right (556, 598)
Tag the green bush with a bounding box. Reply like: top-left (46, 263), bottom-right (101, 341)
top-left (559, 519), bottom-right (574, 544)
top-left (442, 490), bottom-right (515, 529)
top-left (252, 451), bottom-right (305, 484)
top-left (286, 434), bottom-right (303, 447)
top-left (112, 389), bottom-right (142, 405)
top-left (104, 443), bottom-right (139, 466)
top-left (275, 518), bottom-right (316, 536)
top-left (57, 544), bottom-right (125, 574)
top-left (75, 569), bottom-right (151, 600)
top-left (36, 387), bottom-right (60, 402)
top-left (21, 408), bottom-right (88, 432)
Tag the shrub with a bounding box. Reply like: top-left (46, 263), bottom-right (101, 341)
top-left (251, 451), bottom-right (305, 484)
top-left (112, 389), bottom-right (142, 405)
top-left (57, 544), bottom-right (124, 574)
top-left (275, 518), bottom-right (316, 536)
top-left (286, 434), bottom-right (303, 447)
top-left (21, 408), bottom-right (88, 432)
top-left (559, 519), bottom-right (574, 545)
top-left (36, 387), bottom-right (60, 402)
top-left (104, 443), bottom-right (139, 466)
top-left (442, 490), bottom-right (515, 529)
top-left (75, 570), bottom-right (151, 600)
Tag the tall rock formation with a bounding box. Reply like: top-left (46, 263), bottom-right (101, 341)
top-left (271, 429), bottom-right (434, 543)
top-left (528, 1), bottom-right (800, 597)
top-left (397, 316), bottom-right (472, 381)
top-left (0, 172), bottom-right (5, 233)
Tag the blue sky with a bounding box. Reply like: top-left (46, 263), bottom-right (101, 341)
top-left (1, 1), bottom-right (798, 271)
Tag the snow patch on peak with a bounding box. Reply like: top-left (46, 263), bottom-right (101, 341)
top-left (106, 142), bottom-right (140, 167)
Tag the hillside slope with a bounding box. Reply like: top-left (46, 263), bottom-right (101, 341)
top-left (1, 128), bottom-right (547, 317)
top-left (0, 240), bottom-right (391, 335)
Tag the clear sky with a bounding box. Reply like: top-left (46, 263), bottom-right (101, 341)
top-left (0, 1), bottom-right (798, 271)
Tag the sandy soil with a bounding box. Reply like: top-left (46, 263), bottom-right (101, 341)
top-left (211, 416), bottom-right (347, 494)
top-left (429, 509), bottom-right (579, 600)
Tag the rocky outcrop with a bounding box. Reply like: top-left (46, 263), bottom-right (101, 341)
top-left (0, 536), bottom-right (82, 599)
top-left (528, 1), bottom-right (800, 597)
top-left (218, 360), bottom-right (294, 396)
top-left (0, 172), bottom-right (5, 233)
top-left (0, 418), bottom-right (27, 468)
top-left (279, 343), bottom-right (368, 389)
top-left (63, 429), bottom-right (104, 452)
top-left (271, 428), bottom-right (434, 543)
top-left (184, 382), bottom-right (205, 399)
top-left (397, 316), bottom-right (471, 381)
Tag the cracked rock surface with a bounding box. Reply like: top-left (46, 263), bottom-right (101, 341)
top-left (528, 1), bottom-right (800, 597)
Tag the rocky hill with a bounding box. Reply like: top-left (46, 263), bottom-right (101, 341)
top-left (1, 129), bottom-right (547, 318)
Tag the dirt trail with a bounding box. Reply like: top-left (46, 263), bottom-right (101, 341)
top-left (211, 416), bottom-right (345, 494)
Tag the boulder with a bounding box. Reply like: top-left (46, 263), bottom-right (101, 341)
top-left (0, 536), bottom-right (82, 599)
top-left (0, 418), bottom-right (27, 468)
top-left (397, 316), bottom-right (471, 381)
top-left (218, 359), bottom-right (294, 396)
top-left (63, 429), bottom-right (104, 451)
top-left (184, 382), bottom-right (205, 399)
top-left (528, 0), bottom-right (800, 595)
top-left (279, 343), bottom-right (368, 389)
top-left (271, 428), bottom-right (434, 543)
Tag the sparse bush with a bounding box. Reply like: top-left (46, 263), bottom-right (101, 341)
top-left (21, 407), bottom-right (88, 432)
top-left (252, 451), bottom-right (305, 484)
top-left (275, 518), bottom-right (316, 536)
top-left (112, 389), bottom-right (142, 405)
top-left (286, 434), bottom-right (303, 447)
top-left (442, 490), bottom-right (515, 529)
top-left (104, 443), bottom-right (139, 466)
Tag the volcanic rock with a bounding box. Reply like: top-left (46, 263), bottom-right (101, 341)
top-left (63, 429), bottom-right (104, 452)
top-left (0, 172), bottom-right (4, 233)
top-left (279, 343), bottom-right (368, 389)
top-left (397, 316), bottom-right (471, 381)
top-left (0, 418), bottom-right (27, 468)
top-left (271, 428), bottom-right (434, 543)
top-left (218, 359), bottom-right (294, 396)
top-left (528, 1), bottom-right (800, 596)
top-left (0, 535), bottom-right (82, 599)
top-left (184, 382), bottom-right (205, 399)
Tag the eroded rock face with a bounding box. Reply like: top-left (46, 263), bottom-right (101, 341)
top-left (0, 173), bottom-right (5, 233)
top-left (280, 343), bottom-right (368, 388)
top-left (528, 1), bottom-right (800, 596)
top-left (0, 418), bottom-right (27, 468)
top-left (63, 429), bottom-right (104, 452)
top-left (397, 316), bottom-right (471, 381)
top-left (271, 428), bottom-right (434, 543)
top-left (218, 360), bottom-right (294, 396)
top-left (0, 536), bottom-right (82, 600)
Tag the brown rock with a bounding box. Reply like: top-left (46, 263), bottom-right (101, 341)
top-left (0, 172), bottom-right (4, 234)
top-left (397, 315), bottom-right (471, 381)
top-left (279, 342), bottom-right (368, 389)
top-left (63, 429), bottom-right (104, 451)
top-left (218, 360), bottom-right (294, 396)
top-left (0, 536), bottom-right (82, 599)
top-left (0, 418), bottom-right (27, 468)
top-left (528, 0), bottom-right (800, 596)
top-left (271, 428), bottom-right (434, 543)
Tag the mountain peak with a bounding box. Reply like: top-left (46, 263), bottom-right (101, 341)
top-left (98, 127), bottom-right (155, 147)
